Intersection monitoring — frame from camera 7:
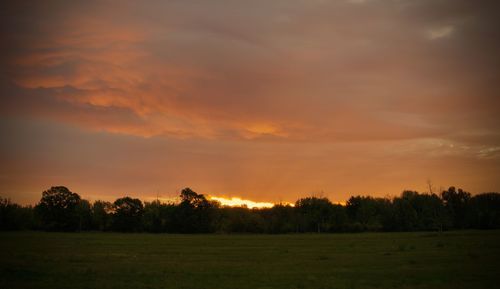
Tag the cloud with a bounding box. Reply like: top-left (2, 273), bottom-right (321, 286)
top-left (347, 0), bottom-right (369, 4)
top-left (1, 0), bottom-right (499, 147)
top-left (427, 25), bottom-right (454, 40)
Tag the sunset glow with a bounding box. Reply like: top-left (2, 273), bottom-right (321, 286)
top-left (0, 0), bottom-right (499, 205)
top-left (209, 196), bottom-right (276, 209)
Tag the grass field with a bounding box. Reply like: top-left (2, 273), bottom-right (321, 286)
top-left (1, 231), bottom-right (499, 289)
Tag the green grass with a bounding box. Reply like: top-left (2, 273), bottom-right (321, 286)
top-left (1, 231), bottom-right (499, 289)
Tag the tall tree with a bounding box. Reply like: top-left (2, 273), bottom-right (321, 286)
top-left (112, 197), bottom-right (144, 232)
top-left (175, 188), bottom-right (219, 233)
top-left (76, 199), bottom-right (92, 231)
top-left (295, 197), bottom-right (333, 233)
top-left (346, 196), bottom-right (388, 231)
top-left (466, 193), bottom-right (500, 229)
top-left (441, 187), bottom-right (470, 229)
top-left (91, 200), bottom-right (112, 231)
top-left (35, 186), bottom-right (82, 231)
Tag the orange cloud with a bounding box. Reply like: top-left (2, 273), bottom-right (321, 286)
top-left (1, 0), bottom-right (498, 146)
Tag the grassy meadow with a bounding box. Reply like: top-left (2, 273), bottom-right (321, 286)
top-left (1, 231), bottom-right (499, 289)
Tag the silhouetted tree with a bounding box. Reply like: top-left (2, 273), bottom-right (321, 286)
top-left (466, 193), bottom-right (500, 229)
top-left (0, 197), bottom-right (34, 230)
top-left (216, 206), bottom-right (265, 233)
top-left (143, 200), bottom-right (177, 233)
top-left (346, 196), bottom-right (389, 231)
top-left (295, 197), bottom-right (333, 233)
top-left (35, 186), bottom-right (82, 231)
top-left (174, 188), bottom-right (219, 233)
top-left (441, 187), bottom-right (470, 229)
top-left (259, 204), bottom-right (296, 233)
top-left (328, 204), bottom-right (348, 232)
top-left (5, 185), bottom-right (500, 234)
top-left (92, 200), bottom-right (113, 231)
top-left (408, 191), bottom-right (447, 231)
top-left (391, 192), bottom-right (419, 231)
top-left (112, 197), bottom-right (144, 232)
top-left (143, 200), bottom-right (163, 233)
top-left (76, 199), bottom-right (92, 231)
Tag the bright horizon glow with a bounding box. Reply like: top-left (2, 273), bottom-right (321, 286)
top-left (139, 194), bottom-right (339, 208)
top-left (209, 196), bottom-right (279, 209)
top-left (148, 195), bottom-right (290, 208)
top-left (124, 194), bottom-right (339, 208)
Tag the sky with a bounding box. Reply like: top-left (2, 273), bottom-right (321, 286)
top-left (1, 0), bottom-right (499, 205)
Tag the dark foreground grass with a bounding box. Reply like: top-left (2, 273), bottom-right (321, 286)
top-left (1, 231), bottom-right (499, 289)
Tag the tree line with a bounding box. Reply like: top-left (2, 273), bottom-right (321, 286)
top-left (1, 186), bottom-right (499, 233)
